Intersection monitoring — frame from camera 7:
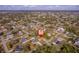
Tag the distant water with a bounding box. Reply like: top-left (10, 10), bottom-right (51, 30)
top-left (0, 10), bottom-right (79, 13)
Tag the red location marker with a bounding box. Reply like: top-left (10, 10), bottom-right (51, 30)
top-left (38, 29), bottom-right (44, 37)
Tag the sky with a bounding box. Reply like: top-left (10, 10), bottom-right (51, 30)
top-left (0, 5), bottom-right (79, 11)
